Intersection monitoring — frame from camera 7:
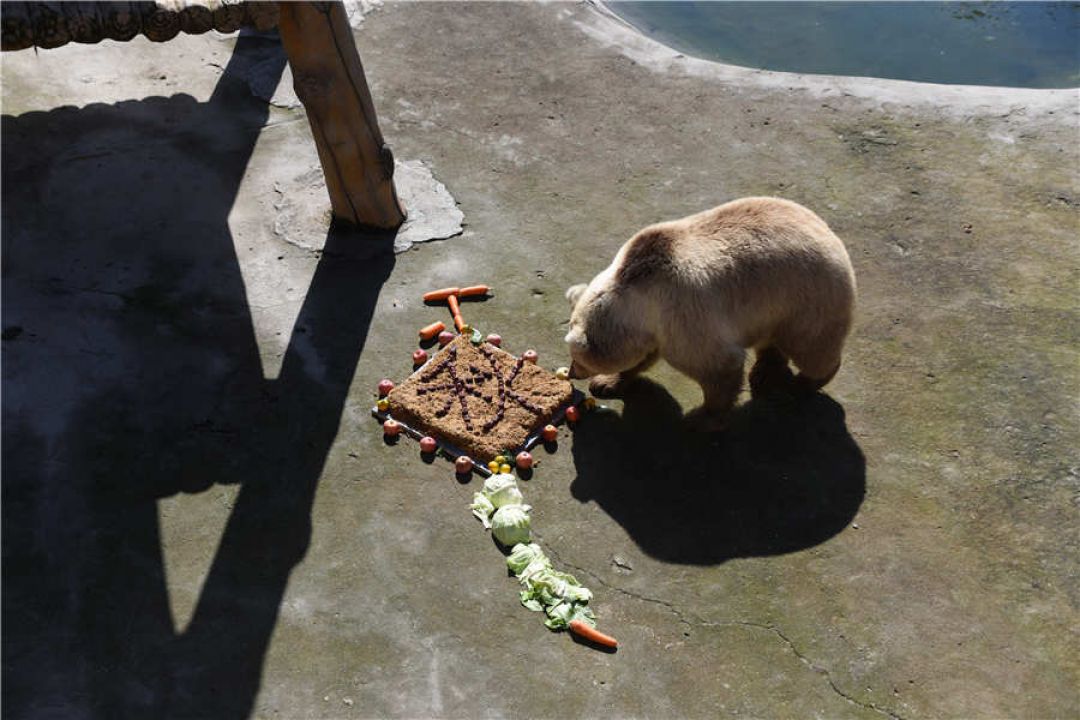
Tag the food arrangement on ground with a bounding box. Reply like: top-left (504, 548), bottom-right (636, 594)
top-left (471, 475), bottom-right (610, 641)
top-left (367, 290), bottom-right (616, 646)
top-left (386, 334), bottom-right (574, 462)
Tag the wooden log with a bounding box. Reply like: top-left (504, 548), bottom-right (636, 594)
top-left (140, 2), bottom-right (180, 42)
top-left (29, 2), bottom-right (70, 49)
top-left (177, 2), bottom-right (214, 35)
top-left (101, 2), bottom-right (143, 43)
top-left (277, 1), bottom-right (405, 231)
top-left (2, 3), bottom-right (36, 50)
top-left (62, 3), bottom-right (103, 45)
top-left (1, 1), bottom-right (281, 50)
top-left (211, 0), bottom-right (247, 35)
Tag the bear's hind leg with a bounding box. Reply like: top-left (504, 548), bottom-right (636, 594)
top-left (793, 361), bottom-right (841, 393)
top-left (749, 346), bottom-right (794, 396)
top-left (779, 325), bottom-right (846, 394)
top-left (588, 349), bottom-right (660, 398)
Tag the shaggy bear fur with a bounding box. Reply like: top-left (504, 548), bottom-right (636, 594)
top-left (565, 197), bottom-right (856, 428)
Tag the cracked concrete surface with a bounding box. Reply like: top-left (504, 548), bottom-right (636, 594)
top-left (3, 2), bottom-right (1077, 719)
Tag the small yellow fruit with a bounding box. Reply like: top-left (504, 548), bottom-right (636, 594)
top-left (376, 398), bottom-right (390, 412)
top-left (555, 366), bottom-right (570, 380)
top-left (500, 463), bottom-right (512, 474)
top-left (487, 460), bottom-right (500, 473)
top-left (494, 455), bottom-right (507, 465)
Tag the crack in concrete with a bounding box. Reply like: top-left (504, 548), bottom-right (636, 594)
top-left (532, 532), bottom-right (905, 720)
top-left (699, 620), bottom-right (906, 720)
top-left (533, 533), bottom-right (695, 637)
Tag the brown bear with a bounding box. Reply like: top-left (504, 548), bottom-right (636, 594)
top-left (565, 197), bottom-right (856, 429)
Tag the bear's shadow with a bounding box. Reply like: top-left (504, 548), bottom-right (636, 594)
top-left (570, 375), bottom-right (866, 565)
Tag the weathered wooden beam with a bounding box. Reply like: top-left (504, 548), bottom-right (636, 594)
top-left (1, 1), bottom-right (280, 51)
top-left (277, 1), bottom-right (405, 231)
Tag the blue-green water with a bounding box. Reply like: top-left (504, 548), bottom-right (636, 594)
top-left (608, 2), bottom-right (1080, 88)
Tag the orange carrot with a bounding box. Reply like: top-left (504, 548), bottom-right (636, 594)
top-left (418, 321), bottom-right (446, 340)
top-left (447, 295), bottom-right (465, 330)
top-left (569, 620), bottom-right (618, 649)
top-left (423, 287), bottom-right (460, 302)
top-left (458, 285), bottom-right (490, 297)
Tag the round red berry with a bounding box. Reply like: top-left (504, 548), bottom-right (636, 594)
top-left (419, 436), bottom-right (437, 454)
top-left (486, 334), bottom-right (502, 347)
top-left (383, 419), bottom-right (401, 436)
top-left (542, 424), bottom-right (558, 442)
top-left (412, 348), bottom-right (428, 365)
top-left (565, 406), bottom-right (581, 422)
top-left (455, 455), bottom-right (474, 474)
top-left (516, 451), bottom-right (534, 470)
top-left (438, 330), bottom-right (456, 346)
top-left (377, 379), bottom-right (394, 396)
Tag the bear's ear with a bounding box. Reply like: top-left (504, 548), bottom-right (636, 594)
top-left (566, 284), bottom-right (587, 308)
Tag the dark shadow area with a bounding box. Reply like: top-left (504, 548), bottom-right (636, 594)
top-left (2, 36), bottom-right (393, 719)
top-left (570, 372), bottom-right (866, 565)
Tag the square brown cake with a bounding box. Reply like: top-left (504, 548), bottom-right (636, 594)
top-left (387, 334), bottom-right (574, 461)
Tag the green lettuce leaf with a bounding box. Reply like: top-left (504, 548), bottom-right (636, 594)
top-left (543, 601), bottom-right (596, 630)
top-left (470, 492), bottom-right (495, 528)
top-left (506, 543), bottom-right (546, 574)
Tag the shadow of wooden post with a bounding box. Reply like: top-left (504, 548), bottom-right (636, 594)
top-left (277, 0), bottom-right (407, 231)
top-left (1, 1), bottom-right (405, 232)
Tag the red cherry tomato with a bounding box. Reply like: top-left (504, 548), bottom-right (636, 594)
top-left (455, 455), bottom-right (474, 474)
top-left (542, 424), bottom-right (558, 442)
top-left (412, 349), bottom-right (428, 365)
top-left (516, 451), bottom-right (533, 470)
top-left (383, 419), bottom-right (401, 436)
top-left (565, 406), bottom-right (581, 422)
top-left (486, 334), bottom-right (502, 347)
top-left (419, 436), bottom-right (437, 453)
top-left (438, 330), bottom-right (456, 346)
top-left (377, 379), bottom-right (395, 396)
top-left (522, 349), bottom-right (538, 364)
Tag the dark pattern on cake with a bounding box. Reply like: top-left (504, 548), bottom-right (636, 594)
top-left (480, 345), bottom-right (544, 418)
top-left (412, 343), bottom-right (547, 433)
top-left (387, 335), bottom-right (574, 461)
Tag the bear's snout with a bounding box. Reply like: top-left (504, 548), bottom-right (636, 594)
top-left (567, 361), bottom-right (589, 379)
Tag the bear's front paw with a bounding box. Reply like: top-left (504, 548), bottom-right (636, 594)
top-left (588, 373), bottom-right (628, 398)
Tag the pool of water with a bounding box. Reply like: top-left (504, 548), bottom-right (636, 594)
top-left (607, 1), bottom-right (1080, 89)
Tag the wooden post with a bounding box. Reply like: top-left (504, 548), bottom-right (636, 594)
top-left (277, 1), bottom-right (406, 231)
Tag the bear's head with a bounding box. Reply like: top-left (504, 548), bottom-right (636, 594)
top-left (564, 276), bottom-right (654, 379)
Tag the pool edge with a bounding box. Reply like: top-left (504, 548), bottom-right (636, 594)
top-left (581, 0), bottom-right (1078, 118)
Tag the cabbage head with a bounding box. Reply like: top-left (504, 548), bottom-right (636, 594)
top-left (491, 504), bottom-right (532, 546)
top-left (482, 473), bottom-right (524, 508)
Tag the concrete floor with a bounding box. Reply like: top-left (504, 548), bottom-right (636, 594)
top-left (3, 3), bottom-right (1077, 718)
